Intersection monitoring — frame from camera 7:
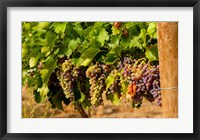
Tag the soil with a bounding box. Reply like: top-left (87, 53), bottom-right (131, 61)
top-left (22, 86), bottom-right (162, 118)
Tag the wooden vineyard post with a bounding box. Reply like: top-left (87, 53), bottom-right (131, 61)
top-left (157, 22), bottom-right (178, 118)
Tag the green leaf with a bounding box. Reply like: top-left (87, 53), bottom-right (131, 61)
top-left (45, 31), bottom-right (57, 46)
top-left (110, 35), bottom-right (120, 45)
top-left (52, 94), bottom-right (63, 110)
top-left (112, 26), bottom-right (120, 35)
top-left (69, 39), bottom-right (80, 50)
top-left (81, 99), bottom-right (91, 110)
top-left (63, 35), bottom-right (71, 46)
top-left (33, 90), bottom-right (42, 103)
top-left (129, 25), bottom-right (140, 36)
top-left (97, 28), bottom-right (109, 46)
top-left (106, 93), bottom-right (120, 105)
top-left (130, 36), bottom-right (142, 49)
top-left (105, 74), bottom-right (115, 89)
top-left (37, 84), bottom-right (49, 101)
top-left (65, 49), bottom-right (73, 57)
top-left (139, 29), bottom-right (147, 48)
top-left (73, 22), bottom-right (83, 36)
top-left (65, 39), bottom-right (80, 57)
top-left (78, 45), bottom-right (100, 66)
top-left (29, 57), bottom-right (38, 68)
top-left (147, 22), bottom-right (156, 36)
top-left (40, 69), bottom-right (49, 83)
top-left (23, 23), bottom-right (31, 30)
top-left (145, 45), bottom-right (158, 61)
top-left (44, 56), bottom-right (58, 69)
top-left (105, 53), bottom-right (118, 64)
top-left (40, 70), bottom-right (54, 85)
top-left (41, 46), bottom-right (49, 53)
top-left (28, 73), bottom-right (43, 88)
top-left (105, 45), bottom-right (122, 64)
top-left (54, 48), bottom-right (60, 55)
top-left (121, 80), bottom-right (129, 94)
top-left (53, 22), bottom-right (67, 34)
top-left (38, 22), bottom-right (50, 29)
top-left (120, 36), bottom-right (130, 49)
top-left (82, 26), bottom-right (94, 38)
top-left (22, 45), bottom-right (28, 59)
top-left (77, 40), bottom-right (89, 53)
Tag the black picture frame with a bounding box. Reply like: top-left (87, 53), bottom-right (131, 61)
top-left (0, 0), bottom-right (199, 140)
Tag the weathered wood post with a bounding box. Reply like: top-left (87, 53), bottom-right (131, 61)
top-left (157, 22), bottom-right (178, 118)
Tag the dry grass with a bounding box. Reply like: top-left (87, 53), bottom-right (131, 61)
top-left (22, 86), bottom-right (162, 118)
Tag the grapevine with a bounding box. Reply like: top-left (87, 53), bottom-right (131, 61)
top-left (22, 21), bottom-right (160, 117)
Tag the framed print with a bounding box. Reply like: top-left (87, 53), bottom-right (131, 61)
top-left (0, 0), bottom-right (199, 140)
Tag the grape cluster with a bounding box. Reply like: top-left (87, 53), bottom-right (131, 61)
top-left (47, 71), bottom-right (70, 109)
top-left (57, 59), bottom-right (80, 102)
top-left (86, 63), bottom-right (112, 106)
top-left (121, 57), bottom-right (161, 106)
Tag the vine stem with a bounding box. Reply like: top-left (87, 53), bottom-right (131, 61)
top-left (77, 104), bottom-right (88, 118)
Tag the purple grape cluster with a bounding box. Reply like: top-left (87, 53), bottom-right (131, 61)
top-left (121, 57), bottom-right (161, 107)
top-left (57, 59), bottom-right (80, 102)
top-left (86, 62), bottom-right (112, 106)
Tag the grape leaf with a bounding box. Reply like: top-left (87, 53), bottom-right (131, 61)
top-left (73, 22), bottom-right (83, 36)
top-left (37, 84), bottom-right (49, 101)
top-left (129, 25), bottom-right (140, 36)
top-left (106, 93), bottom-right (120, 105)
top-left (53, 22), bottom-right (67, 34)
top-left (145, 45), bottom-right (158, 61)
top-left (45, 31), bottom-right (57, 46)
top-left (110, 35), bottom-right (120, 45)
top-left (77, 40), bottom-right (90, 53)
top-left (52, 94), bottom-right (64, 111)
top-left (78, 44), bottom-right (100, 66)
top-left (40, 65), bottom-right (56, 85)
top-left (29, 57), bottom-right (38, 68)
top-left (65, 39), bottom-right (81, 57)
top-left (105, 45), bottom-right (122, 64)
top-left (38, 22), bottom-right (50, 29)
top-left (112, 26), bottom-right (120, 35)
top-left (147, 22), bottom-right (156, 37)
top-left (44, 56), bottom-right (58, 69)
top-left (97, 28), bottom-right (109, 46)
top-left (33, 90), bottom-right (42, 103)
top-left (28, 73), bottom-right (43, 88)
top-left (105, 74), bottom-right (115, 89)
top-left (129, 36), bottom-right (142, 49)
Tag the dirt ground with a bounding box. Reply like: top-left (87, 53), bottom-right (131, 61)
top-left (22, 86), bottom-right (163, 118)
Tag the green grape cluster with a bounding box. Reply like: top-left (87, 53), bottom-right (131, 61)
top-left (57, 59), bottom-right (80, 102)
top-left (86, 62), bottom-right (112, 106)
